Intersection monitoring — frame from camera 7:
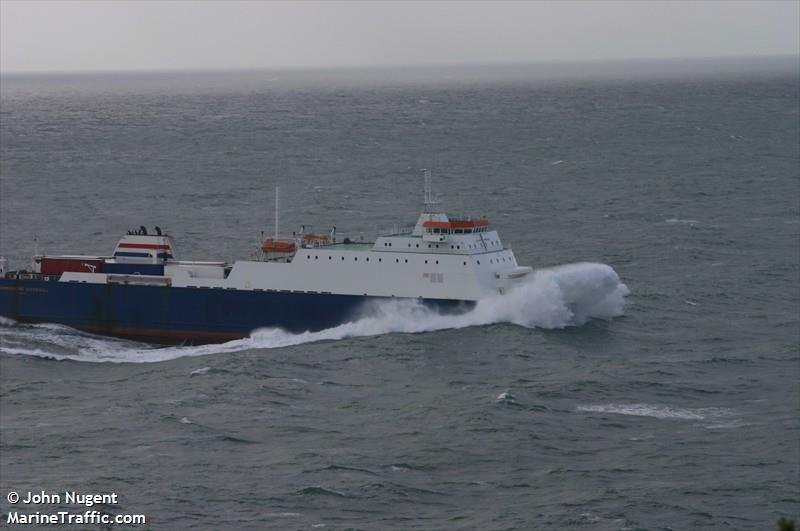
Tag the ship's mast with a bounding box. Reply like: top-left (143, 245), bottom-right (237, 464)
top-left (274, 186), bottom-right (280, 239)
top-left (422, 169), bottom-right (438, 213)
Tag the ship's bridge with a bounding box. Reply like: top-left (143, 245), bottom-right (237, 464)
top-left (111, 228), bottom-right (176, 264)
top-left (373, 212), bottom-right (505, 255)
top-left (420, 217), bottom-right (490, 241)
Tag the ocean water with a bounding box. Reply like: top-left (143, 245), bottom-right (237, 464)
top-left (1, 60), bottom-right (798, 530)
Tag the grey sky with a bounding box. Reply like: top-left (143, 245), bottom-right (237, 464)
top-left (1, 1), bottom-right (798, 73)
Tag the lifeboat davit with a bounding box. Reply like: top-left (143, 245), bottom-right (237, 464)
top-left (261, 239), bottom-right (296, 254)
top-left (302, 234), bottom-right (331, 247)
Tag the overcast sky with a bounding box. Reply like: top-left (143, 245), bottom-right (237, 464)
top-left (1, 1), bottom-right (798, 73)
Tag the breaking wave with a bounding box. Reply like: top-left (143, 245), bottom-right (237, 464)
top-left (577, 403), bottom-right (735, 421)
top-left (0, 262), bottom-right (628, 363)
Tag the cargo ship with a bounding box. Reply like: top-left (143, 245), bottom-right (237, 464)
top-left (0, 182), bottom-right (534, 344)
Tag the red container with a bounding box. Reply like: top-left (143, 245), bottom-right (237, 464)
top-left (38, 257), bottom-right (106, 275)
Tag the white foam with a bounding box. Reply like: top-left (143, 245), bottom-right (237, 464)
top-left (577, 403), bottom-right (734, 421)
top-left (1, 262), bottom-right (628, 363)
top-left (0, 347), bottom-right (73, 360)
top-left (0, 316), bottom-right (19, 326)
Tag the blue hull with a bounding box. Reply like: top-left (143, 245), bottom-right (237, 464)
top-left (0, 278), bottom-right (473, 344)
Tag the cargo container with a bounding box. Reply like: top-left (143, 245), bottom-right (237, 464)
top-left (35, 256), bottom-right (107, 276)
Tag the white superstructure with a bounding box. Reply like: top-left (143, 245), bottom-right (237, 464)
top-left (59, 209), bottom-right (532, 301)
top-left (57, 173), bottom-right (533, 301)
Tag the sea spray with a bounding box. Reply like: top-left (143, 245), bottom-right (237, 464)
top-left (0, 262), bottom-right (628, 363)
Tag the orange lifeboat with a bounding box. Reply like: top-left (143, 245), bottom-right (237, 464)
top-left (261, 239), bottom-right (296, 254)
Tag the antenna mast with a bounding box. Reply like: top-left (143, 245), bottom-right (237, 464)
top-left (423, 169), bottom-right (437, 213)
top-left (274, 186), bottom-right (280, 239)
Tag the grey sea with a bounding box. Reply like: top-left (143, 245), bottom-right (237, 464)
top-left (1, 58), bottom-right (798, 530)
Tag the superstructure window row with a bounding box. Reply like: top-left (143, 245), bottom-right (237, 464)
top-left (427, 227), bottom-right (489, 235)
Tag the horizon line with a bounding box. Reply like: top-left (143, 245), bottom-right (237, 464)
top-left (2, 53), bottom-right (798, 77)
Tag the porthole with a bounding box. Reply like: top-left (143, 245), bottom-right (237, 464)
top-left (435, 260), bottom-right (439, 265)
top-left (396, 259), bottom-right (399, 263)
top-left (408, 243), bottom-right (411, 248)
top-left (366, 257), bottom-right (370, 262)
top-left (378, 258), bottom-right (382, 262)
top-left (477, 260), bottom-right (481, 265)
top-left (416, 244), bottom-right (419, 248)
top-left (463, 261), bottom-right (467, 265)
top-left (424, 260), bottom-right (428, 264)
top-left (315, 255), bottom-right (318, 259)
top-left (404, 259), bottom-right (408, 263)
top-left (328, 256), bottom-right (332, 260)
top-left (341, 256), bottom-right (344, 261)
top-left (354, 257), bottom-right (358, 261)
top-left (428, 244), bottom-right (431, 248)
top-left (306, 256), bottom-right (310, 260)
